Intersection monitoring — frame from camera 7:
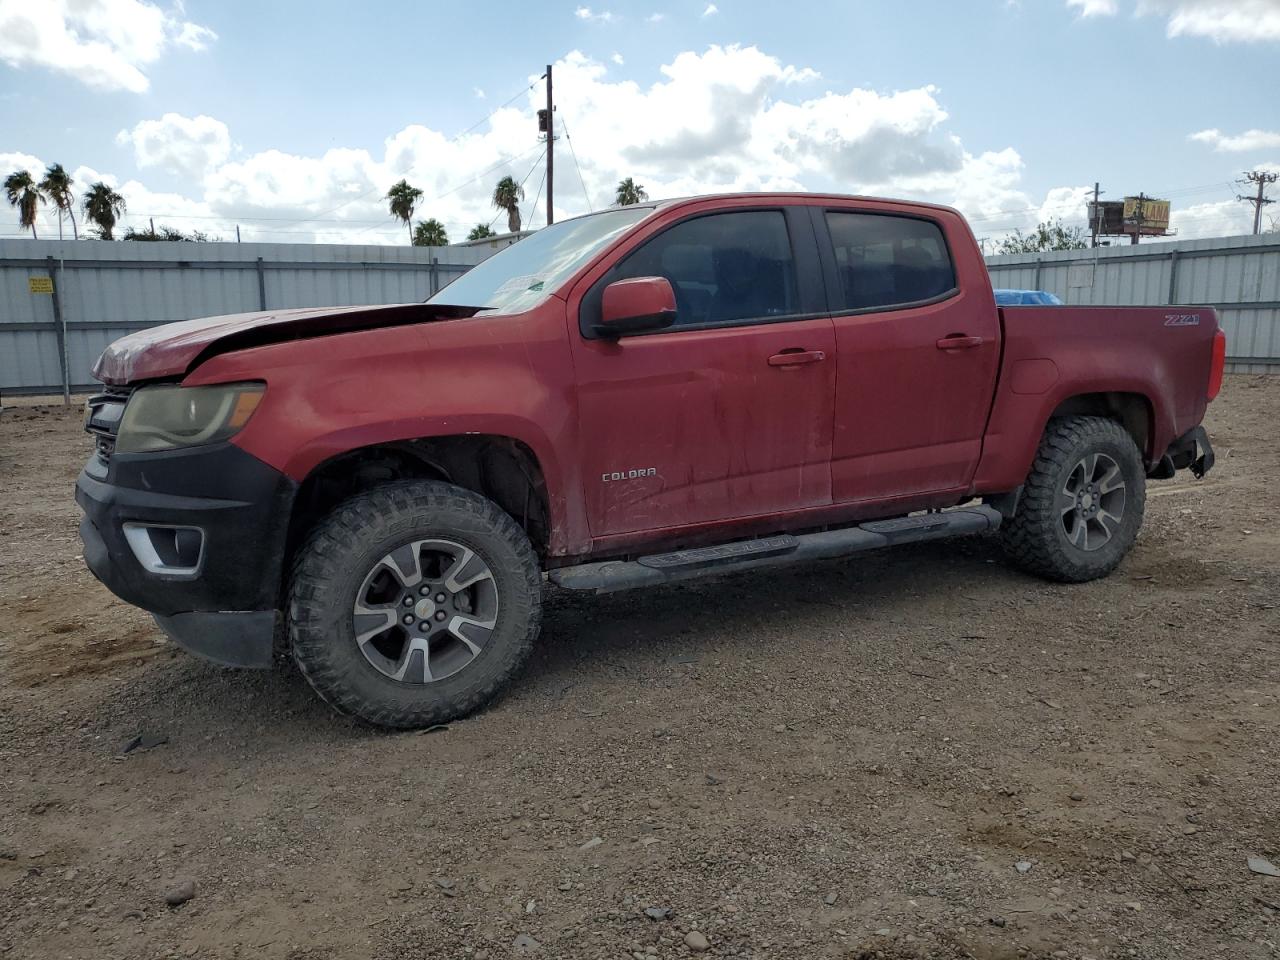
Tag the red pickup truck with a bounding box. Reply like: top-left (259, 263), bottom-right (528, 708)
top-left (78, 193), bottom-right (1224, 728)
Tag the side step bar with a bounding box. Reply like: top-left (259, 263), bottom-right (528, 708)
top-left (549, 505), bottom-right (1003, 594)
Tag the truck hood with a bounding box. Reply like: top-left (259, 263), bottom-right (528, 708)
top-left (92, 302), bottom-right (480, 385)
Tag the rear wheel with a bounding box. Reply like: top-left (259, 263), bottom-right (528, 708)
top-left (289, 480), bottom-right (541, 729)
top-left (1000, 416), bottom-right (1146, 583)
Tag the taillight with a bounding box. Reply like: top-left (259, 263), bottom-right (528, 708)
top-left (1207, 328), bottom-right (1226, 401)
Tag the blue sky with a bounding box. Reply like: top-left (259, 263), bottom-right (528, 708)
top-left (2, 0), bottom-right (1278, 243)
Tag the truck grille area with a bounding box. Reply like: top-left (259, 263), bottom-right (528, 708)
top-left (84, 385), bottom-right (133, 472)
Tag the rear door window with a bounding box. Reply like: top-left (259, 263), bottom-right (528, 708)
top-left (824, 212), bottom-right (956, 311)
top-left (583, 210), bottom-right (800, 332)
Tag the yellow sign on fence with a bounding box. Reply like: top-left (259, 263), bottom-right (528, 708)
top-left (28, 276), bottom-right (54, 294)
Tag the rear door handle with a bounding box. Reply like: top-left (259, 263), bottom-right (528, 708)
top-left (768, 349), bottom-right (827, 367)
top-left (936, 335), bottom-right (984, 351)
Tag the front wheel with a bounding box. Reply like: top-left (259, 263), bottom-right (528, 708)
top-left (289, 480), bottom-right (542, 729)
top-left (1000, 416), bottom-right (1146, 583)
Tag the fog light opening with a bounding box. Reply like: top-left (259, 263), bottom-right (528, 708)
top-left (122, 523), bottom-right (205, 577)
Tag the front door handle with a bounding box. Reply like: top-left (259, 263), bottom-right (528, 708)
top-left (768, 349), bottom-right (827, 367)
top-left (936, 335), bottom-right (984, 351)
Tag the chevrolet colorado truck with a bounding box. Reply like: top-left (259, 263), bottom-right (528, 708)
top-left (77, 193), bottom-right (1224, 728)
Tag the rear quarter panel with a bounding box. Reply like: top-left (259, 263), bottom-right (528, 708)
top-left (974, 305), bottom-right (1219, 492)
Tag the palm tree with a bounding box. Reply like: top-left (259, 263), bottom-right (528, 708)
top-left (412, 218), bottom-right (449, 247)
top-left (492, 175), bottom-right (524, 233)
top-left (615, 177), bottom-right (648, 206)
top-left (386, 179), bottom-right (423, 244)
top-left (467, 223), bottom-right (496, 241)
top-left (39, 163), bottom-right (77, 239)
top-left (4, 170), bottom-right (45, 239)
top-left (82, 182), bottom-right (126, 240)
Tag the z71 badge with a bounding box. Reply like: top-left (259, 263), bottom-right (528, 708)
top-left (1164, 314), bottom-right (1201, 326)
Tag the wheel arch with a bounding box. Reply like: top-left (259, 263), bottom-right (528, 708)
top-left (1045, 391), bottom-right (1154, 461)
top-left (283, 434), bottom-right (554, 579)
top-left (974, 385), bottom-right (1164, 494)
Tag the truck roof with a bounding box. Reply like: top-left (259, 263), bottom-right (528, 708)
top-left (564, 191), bottom-right (964, 226)
top-left (650, 191), bottom-right (963, 217)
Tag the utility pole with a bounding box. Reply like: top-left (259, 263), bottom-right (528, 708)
top-left (1128, 193), bottom-right (1147, 246)
top-left (1237, 170), bottom-right (1277, 235)
top-left (545, 63), bottom-right (554, 226)
top-left (1090, 182), bottom-right (1102, 248)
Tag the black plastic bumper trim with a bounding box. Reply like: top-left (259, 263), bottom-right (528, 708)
top-left (1150, 425), bottom-right (1215, 480)
top-left (153, 611), bottom-right (276, 669)
top-left (75, 440), bottom-right (296, 617)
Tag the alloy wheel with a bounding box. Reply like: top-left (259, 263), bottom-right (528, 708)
top-left (351, 539), bottom-right (498, 683)
top-left (1058, 453), bottom-right (1126, 552)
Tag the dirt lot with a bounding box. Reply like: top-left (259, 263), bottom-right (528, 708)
top-left (1, 378), bottom-right (1277, 960)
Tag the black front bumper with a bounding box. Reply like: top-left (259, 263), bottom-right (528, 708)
top-left (76, 441), bottom-right (297, 668)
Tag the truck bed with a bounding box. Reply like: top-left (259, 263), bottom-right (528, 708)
top-left (973, 305), bottom-right (1220, 492)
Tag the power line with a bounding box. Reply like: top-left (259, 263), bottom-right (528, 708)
top-left (961, 181), bottom-right (1231, 229)
top-left (105, 178), bottom-right (1221, 234)
top-left (561, 118), bottom-right (593, 213)
top-left (451, 81), bottom-right (539, 141)
top-left (347, 144), bottom-right (545, 240)
top-left (4, 171), bottom-right (1248, 243)
top-left (528, 163), bottom-right (549, 229)
top-left (432, 144), bottom-right (543, 205)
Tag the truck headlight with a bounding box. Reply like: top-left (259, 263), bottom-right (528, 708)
top-left (116, 382), bottom-right (265, 454)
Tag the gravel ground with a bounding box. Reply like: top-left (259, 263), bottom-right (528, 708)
top-left (1, 377), bottom-right (1277, 960)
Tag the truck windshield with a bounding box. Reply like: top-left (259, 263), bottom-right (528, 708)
top-left (428, 207), bottom-right (652, 315)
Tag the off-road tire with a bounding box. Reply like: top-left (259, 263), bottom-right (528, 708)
top-left (289, 480), bottom-right (541, 729)
top-left (1001, 416), bottom-right (1146, 583)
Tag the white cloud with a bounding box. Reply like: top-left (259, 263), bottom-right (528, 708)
top-left (647, 12), bottom-right (666, 21)
top-left (702, 3), bottom-right (719, 16)
top-left (574, 6), bottom-right (615, 22)
top-left (473, 87), bottom-right (486, 99)
top-left (5, 44), bottom-right (1261, 246)
top-left (116, 113), bottom-right (232, 176)
top-left (1067, 0), bottom-right (1119, 15)
top-left (1067, 0), bottom-right (1280, 42)
top-left (611, 52), bottom-right (625, 65)
top-left (1171, 197), bottom-right (1254, 238)
top-left (0, 150), bottom-right (46, 180)
top-left (0, 0), bottom-right (217, 93)
top-left (1190, 128), bottom-right (1280, 152)
top-left (1142, 0), bottom-right (1280, 42)
top-left (173, 20), bottom-right (216, 51)
top-left (0, 46), bottom-right (1039, 242)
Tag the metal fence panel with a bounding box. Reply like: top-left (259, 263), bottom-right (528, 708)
top-left (5, 232), bottom-right (1277, 395)
top-left (986, 234), bottom-right (1280, 371)
top-left (0, 328), bottom-right (64, 389)
top-left (0, 239), bottom-right (495, 395)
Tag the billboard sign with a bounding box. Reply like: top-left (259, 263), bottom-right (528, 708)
top-left (1089, 197), bottom-right (1171, 238)
top-left (1123, 197), bottom-right (1171, 232)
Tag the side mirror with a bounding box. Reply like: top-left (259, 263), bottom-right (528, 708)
top-left (595, 276), bottom-right (676, 338)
